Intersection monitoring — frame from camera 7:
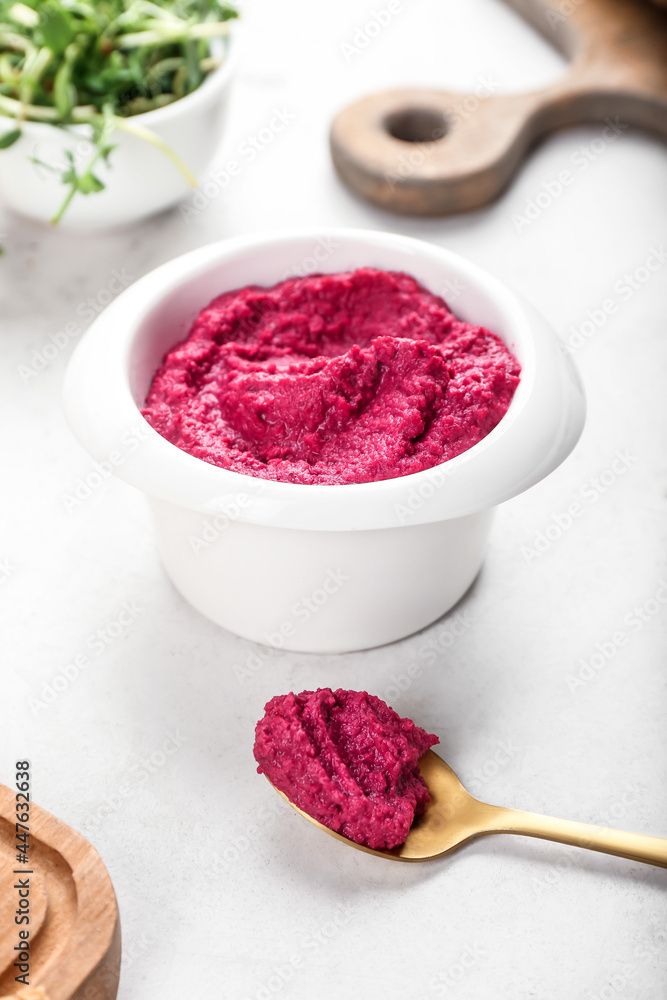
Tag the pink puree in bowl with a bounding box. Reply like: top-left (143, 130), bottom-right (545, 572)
top-left (142, 268), bottom-right (520, 486)
top-left (253, 688), bottom-right (439, 850)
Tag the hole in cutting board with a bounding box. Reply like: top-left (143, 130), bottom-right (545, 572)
top-left (384, 107), bottom-right (449, 143)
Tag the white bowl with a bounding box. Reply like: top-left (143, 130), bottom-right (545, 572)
top-left (63, 229), bottom-right (585, 652)
top-left (0, 31), bottom-right (237, 229)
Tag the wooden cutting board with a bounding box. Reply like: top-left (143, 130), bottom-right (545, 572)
top-left (330, 0), bottom-right (667, 215)
top-left (0, 784), bottom-right (120, 1000)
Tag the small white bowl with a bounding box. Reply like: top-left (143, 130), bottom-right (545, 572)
top-left (63, 229), bottom-right (585, 652)
top-left (0, 31), bottom-right (237, 229)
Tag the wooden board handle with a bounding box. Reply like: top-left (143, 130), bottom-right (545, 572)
top-left (330, 0), bottom-right (667, 215)
top-left (330, 87), bottom-right (545, 216)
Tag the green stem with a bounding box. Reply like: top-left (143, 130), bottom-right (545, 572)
top-left (50, 139), bottom-right (106, 224)
top-left (199, 55), bottom-right (221, 72)
top-left (118, 19), bottom-right (230, 47)
top-left (127, 0), bottom-right (183, 22)
top-left (112, 114), bottom-right (197, 187)
top-left (0, 97), bottom-right (197, 192)
top-left (0, 30), bottom-right (35, 54)
top-left (18, 45), bottom-right (52, 117)
top-left (50, 176), bottom-right (78, 223)
top-left (0, 92), bottom-right (96, 121)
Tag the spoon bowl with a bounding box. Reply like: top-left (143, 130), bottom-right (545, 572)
top-left (270, 750), bottom-right (667, 867)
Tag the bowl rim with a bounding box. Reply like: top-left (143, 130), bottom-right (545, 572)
top-left (63, 227), bottom-right (585, 532)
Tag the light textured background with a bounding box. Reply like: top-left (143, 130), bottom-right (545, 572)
top-left (1, 1), bottom-right (667, 997)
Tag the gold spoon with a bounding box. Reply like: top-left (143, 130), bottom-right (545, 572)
top-left (269, 750), bottom-right (667, 867)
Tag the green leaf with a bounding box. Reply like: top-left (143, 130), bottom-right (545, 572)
top-left (0, 127), bottom-right (21, 149)
top-left (100, 141), bottom-right (116, 165)
top-left (77, 170), bottom-right (104, 194)
top-left (215, 1), bottom-right (239, 20)
top-left (39, 0), bottom-right (75, 55)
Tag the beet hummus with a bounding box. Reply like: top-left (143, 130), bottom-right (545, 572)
top-left (253, 688), bottom-right (438, 850)
top-left (143, 268), bottom-right (520, 486)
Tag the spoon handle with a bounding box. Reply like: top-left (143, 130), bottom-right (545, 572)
top-left (485, 805), bottom-right (667, 868)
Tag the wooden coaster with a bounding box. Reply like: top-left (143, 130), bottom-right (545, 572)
top-left (330, 0), bottom-right (667, 215)
top-left (0, 785), bottom-right (120, 1000)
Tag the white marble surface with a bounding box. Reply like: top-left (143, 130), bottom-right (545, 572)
top-left (2, 1), bottom-right (667, 997)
